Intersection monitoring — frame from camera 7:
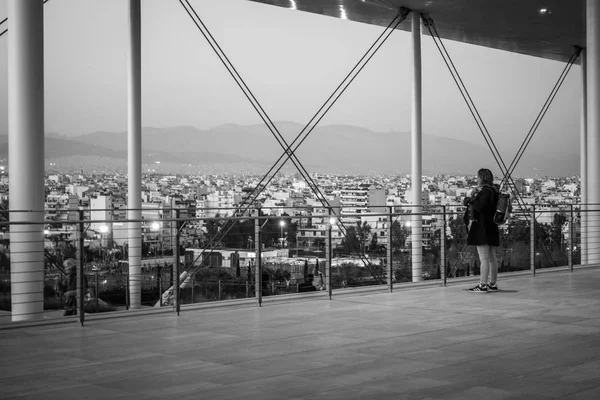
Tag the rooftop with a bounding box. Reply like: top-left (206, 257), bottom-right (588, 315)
top-left (1, 267), bottom-right (599, 399)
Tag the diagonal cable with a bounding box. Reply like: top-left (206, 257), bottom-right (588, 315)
top-left (504, 48), bottom-right (581, 184)
top-left (180, 0), bottom-right (398, 281)
top-left (178, 1), bottom-right (409, 283)
top-left (422, 15), bottom-right (567, 268)
top-left (181, 1), bottom-right (407, 283)
top-left (426, 27), bottom-right (555, 269)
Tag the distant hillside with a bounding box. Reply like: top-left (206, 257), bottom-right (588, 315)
top-left (71, 122), bottom-right (580, 176)
top-left (0, 122), bottom-right (581, 176)
top-left (0, 135), bottom-right (263, 173)
top-left (0, 136), bottom-right (125, 159)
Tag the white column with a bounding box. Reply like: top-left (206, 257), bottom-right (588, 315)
top-left (587, 0), bottom-right (600, 265)
top-left (8, 0), bottom-right (45, 322)
top-left (128, 0), bottom-right (142, 308)
top-left (581, 49), bottom-right (588, 265)
top-left (410, 12), bottom-right (423, 282)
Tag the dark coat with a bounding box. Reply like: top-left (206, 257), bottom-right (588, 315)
top-left (466, 185), bottom-right (500, 246)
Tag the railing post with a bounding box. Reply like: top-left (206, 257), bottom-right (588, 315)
top-left (191, 278), bottom-right (195, 303)
top-left (569, 204), bottom-right (574, 272)
top-left (530, 206), bottom-right (536, 277)
top-left (255, 209), bottom-right (262, 307)
top-left (326, 210), bottom-right (332, 300)
top-left (441, 206), bottom-right (447, 287)
top-left (95, 273), bottom-right (99, 313)
top-left (157, 265), bottom-right (162, 307)
top-left (218, 280), bottom-right (222, 300)
top-left (387, 206), bottom-right (393, 292)
top-left (246, 280), bottom-right (249, 298)
top-left (125, 274), bottom-right (130, 310)
top-left (78, 210), bottom-right (85, 326)
top-left (174, 209), bottom-right (181, 315)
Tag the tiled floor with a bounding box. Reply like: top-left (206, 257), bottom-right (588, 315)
top-left (1, 269), bottom-right (600, 400)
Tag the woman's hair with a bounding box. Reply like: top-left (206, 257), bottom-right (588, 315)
top-left (477, 168), bottom-right (494, 185)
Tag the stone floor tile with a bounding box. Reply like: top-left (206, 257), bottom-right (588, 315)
top-left (1, 267), bottom-right (599, 400)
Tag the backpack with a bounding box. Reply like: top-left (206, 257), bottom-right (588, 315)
top-left (493, 192), bottom-right (512, 225)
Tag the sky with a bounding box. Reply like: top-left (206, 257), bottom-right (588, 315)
top-left (0, 0), bottom-right (583, 160)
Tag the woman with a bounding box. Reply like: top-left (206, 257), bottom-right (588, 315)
top-left (464, 168), bottom-right (500, 293)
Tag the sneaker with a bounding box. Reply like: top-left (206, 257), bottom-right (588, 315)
top-left (468, 284), bottom-right (488, 293)
top-left (487, 284), bottom-right (498, 292)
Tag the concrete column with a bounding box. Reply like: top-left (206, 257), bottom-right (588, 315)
top-left (127, 0), bottom-right (142, 308)
top-left (581, 49), bottom-right (588, 265)
top-left (8, 0), bottom-right (45, 322)
top-left (410, 12), bottom-right (423, 282)
top-left (587, 0), bottom-right (600, 264)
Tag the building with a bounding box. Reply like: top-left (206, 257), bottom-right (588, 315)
top-left (340, 184), bottom-right (385, 223)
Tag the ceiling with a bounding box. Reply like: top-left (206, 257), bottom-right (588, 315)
top-left (248, 0), bottom-right (585, 63)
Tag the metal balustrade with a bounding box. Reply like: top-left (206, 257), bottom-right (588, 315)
top-left (0, 204), bottom-right (589, 326)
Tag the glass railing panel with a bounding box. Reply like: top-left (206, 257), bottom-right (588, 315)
top-left (328, 214), bottom-right (386, 289)
top-left (497, 211), bottom-right (532, 273)
top-left (0, 203), bottom-right (592, 324)
top-left (180, 277), bottom-right (254, 305)
top-left (572, 208), bottom-right (582, 266)
top-left (88, 272), bottom-right (126, 312)
top-left (179, 210), bottom-right (259, 305)
top-left (422, 207), bottom-right (444, 282)
top-left (444, 209), bottom-right (538, 280)
top-left (444, 212), bottom-right (473, 279)
top-left (533, 208), bottom-right (573, 270)
top-left (260, 215), bottom-right (326, 296)
top-left (43, 220), bottom-right (76, 319)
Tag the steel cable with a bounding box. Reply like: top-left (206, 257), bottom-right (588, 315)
top-left (421, 15), bottom-right (578, 270)
top-left (178, 1), bottom-right (409, 283)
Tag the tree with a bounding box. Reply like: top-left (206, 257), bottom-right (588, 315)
top-left (285, 219), bottom-right (298, 247)
top-left (355, 221), bottom-right (372, 253)
top-left (551, 212), bottom-right (567, 250)
top-left (369, 232), bottom-right (378, 252)
top-left (448, 217), bottom-right (467, 249)
top-left (504, 220), bottom-right (529, 246)
top-left (430, 228), bottom-right (442, 260)
top-left (340, 225), bottom-right (359, 254)
top-left (391, 220), bottom-right (407, 254)
top-left (205, 216), bottom-right (222, 246)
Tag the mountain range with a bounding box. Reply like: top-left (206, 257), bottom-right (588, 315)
top-left (0, 122), bottom-right (580, 176)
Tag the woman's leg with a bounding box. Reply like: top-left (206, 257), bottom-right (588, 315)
top-left (489, 246), bottom-right (499, 286)
top-left (477, 245), bottom-right (490, 286)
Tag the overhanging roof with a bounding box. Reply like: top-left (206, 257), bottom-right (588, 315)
top-left (248, 0), bottom-right (585, 63)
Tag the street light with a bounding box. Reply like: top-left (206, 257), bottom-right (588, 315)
top-left (99, 224), bottom-right (109, 234)
top-left (280, 220), bottom-right (286, 248)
